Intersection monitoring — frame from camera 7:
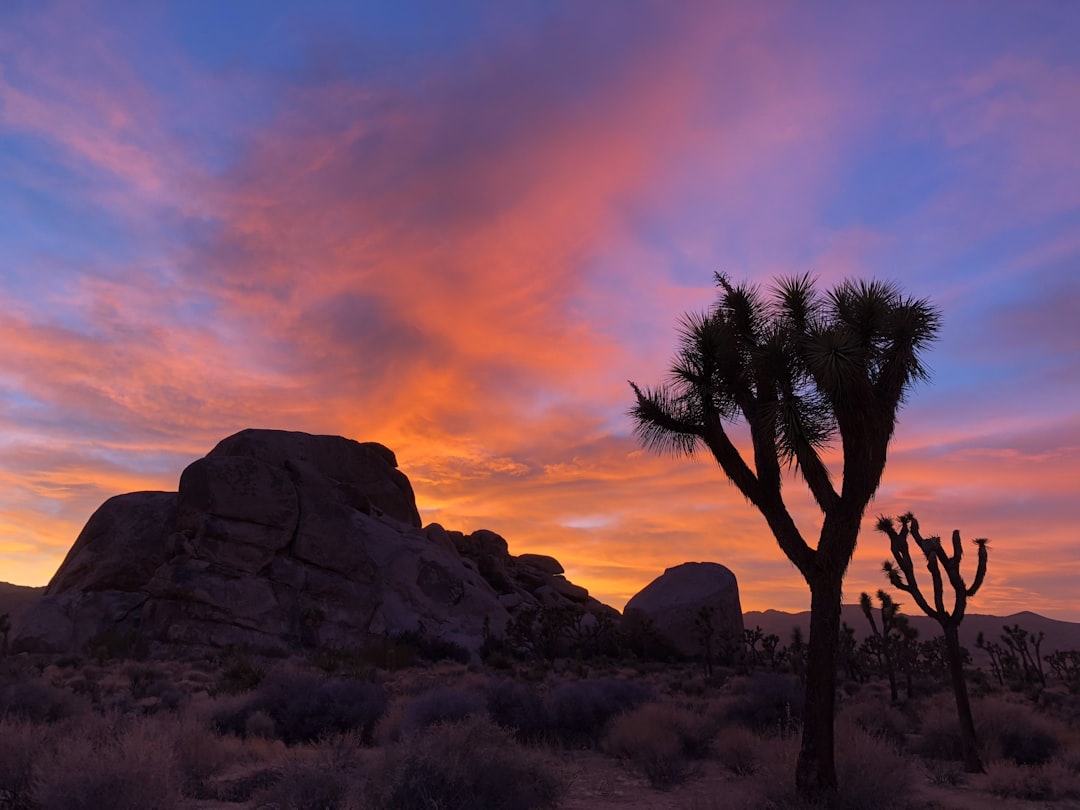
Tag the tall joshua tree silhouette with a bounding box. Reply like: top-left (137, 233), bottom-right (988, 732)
top-left (631, 273), bottom-right (940, 797)
top-left (876, 512), bottom-right (988, 773)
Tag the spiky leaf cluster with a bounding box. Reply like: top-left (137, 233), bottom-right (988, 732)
top-left (630, 272), bottom-right (940, 485)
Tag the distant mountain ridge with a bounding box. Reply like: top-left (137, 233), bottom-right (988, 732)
top-left (745, 606), bottom-right (1080, 662)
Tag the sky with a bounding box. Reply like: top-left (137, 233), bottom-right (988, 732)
top-left (1, 1), bottom-right (1078, 621)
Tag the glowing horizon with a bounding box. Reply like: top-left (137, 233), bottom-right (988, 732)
top-left (2, 2), bottom-right (1078, 621)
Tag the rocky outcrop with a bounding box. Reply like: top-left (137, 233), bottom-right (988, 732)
top-left (11, 429), bottom-right (608, 658)
top-left (623, 562), bottom-right (744, 662)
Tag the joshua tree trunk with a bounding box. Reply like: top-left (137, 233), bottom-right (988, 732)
top-left (796, 575), bottom-right (842, 794)
top-left (944, 622), bottom-right (983, 773)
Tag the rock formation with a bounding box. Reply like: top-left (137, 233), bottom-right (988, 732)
top-left (12, 429), bottom-right (611, 657)
top-left (623, 562), bottom-right (744, 662)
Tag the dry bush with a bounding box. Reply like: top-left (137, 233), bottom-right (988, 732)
top-left (908, 693), bottom-right (964, 761)
top-left (839, 689), bottom-right (911, 747)
top-left (370, 715), bottom-right (564, 810)
top-left (0, 718), bottom-right (47, 809)
top-left (166, 712), bottom-right (233, 798)
top-left (975, 695), bottom-right (1064, 766)
top-left (245, 709), bottom-right (276, 739)
top-left (544, 676), bottom-right (654, 746)
top-left (714, 726), bottom-right (762, 776)
top-left (252, 744), bottom-right (360, 810)
top-left (601, 702), bottom-right (711, 788)
top-left (32, 713), bottom-right (181, 810)
top-left (601, 700), bottom-right (714, 787)
top-left (372, 696), bottom-right (406, 745)
top-left (720, 673), bottom-right (803, 734)
top-left (400, 685), bottom-right (487, 735)
top-left (212, 667), bottom-right (386, 744)
top-left (0, 677), bottom-right (88, 723)
top-left (485, 678), bottom-right (548, 743)
top-left (987, 759), bottom-right (1080, 801)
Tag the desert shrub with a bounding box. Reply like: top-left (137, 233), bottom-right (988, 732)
top-left (371, 716), bottom-right (564, 810)
top-left (32, 714), bottom-right (181, 810)
top-left (167, 713), bottom-right (231, 798)
top-left (485, 679), bottom-right (548, 742)
top-left (544, 677), bottom-right (655, 745)
top-left (214, 646), bottom-right (266, 695)
top-left (987, 760), bottom-right (1080, 801)
top-left (714, 726), bottom-right (761, 776)
top-left (85, 628), bottom-right (144, 662)
top-left (975, 697), bottom-right (1063, 765)
top-left (125, 663), bottom-right (163, 699)
top-left (0, 718), bottom-right (46, 809)
top-left (213, 668), bottom-right (386, 744)
top-left (721, 673), bottom-right (803, 734)
top-left (602, 702), bottom-right (712, 788)
top-left (999, 724), bottom-right (1061, 766)
top-left (401, 685), bottom-right (487, 735)
top-left (909, 696), bottom-right (965, 761)
top-left (0, 678), bottom-right (86, 722)
top-left (252, 749), bottom-right (354, 810)
top-left (245, 709), bottom-right (276, 739)
top-left (840, 692), bottom-right (910, 748)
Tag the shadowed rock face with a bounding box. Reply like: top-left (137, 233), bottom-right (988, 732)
top-left (623, 561), bottom-right (744, 661)
top-left (12, 429), bottom-right (609, 657)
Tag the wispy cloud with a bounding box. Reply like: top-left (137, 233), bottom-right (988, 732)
top-left (1, 2), bottom-right (1078, 620)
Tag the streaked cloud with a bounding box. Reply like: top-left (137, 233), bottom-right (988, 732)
top-left (1, 1), bottom-right (1078, 621)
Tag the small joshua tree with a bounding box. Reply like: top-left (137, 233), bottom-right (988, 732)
top-left (876, 512), bottom-right (987, 773)
top-left (860, 590), bottom-right (901, 704)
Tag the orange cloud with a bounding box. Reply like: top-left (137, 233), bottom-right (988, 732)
top-left (2, 2), bottom-right (1079, 627)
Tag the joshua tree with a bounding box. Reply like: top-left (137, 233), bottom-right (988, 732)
top-left (876, 512), bottom-right (987, 773)
top-left (860, 590), bottom-right (901, 704)
top-left (1001, 624), bottom-right (1046, 687)
top-left (631, 273), bottom-right (939, 797)
top-left (0, 612), bottom-right (9, 656)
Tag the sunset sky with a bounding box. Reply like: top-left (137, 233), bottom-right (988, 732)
top-left (2, 2), bottom-right (1078, 621)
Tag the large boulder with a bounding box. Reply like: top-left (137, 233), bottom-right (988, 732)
top-left (11, 429), bottom-right (608, 659)
top-left (623, 562), bottom-right (744, 662)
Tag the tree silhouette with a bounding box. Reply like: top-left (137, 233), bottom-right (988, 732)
top-left (0, 612), bottom-right (9, 656)
top-left (860, 590), bottom-right (902, 704)
top-left (630, 273), bottom-right (939, 797)
top-left (876, 512), bottom-right (988, 773)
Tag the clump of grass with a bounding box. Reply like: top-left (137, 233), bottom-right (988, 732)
top-left (370, 716), bottom-right (564, 810)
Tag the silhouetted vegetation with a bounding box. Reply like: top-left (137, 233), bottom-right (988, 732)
top-left (631, 273), bottom-right (940, 798)
top-left (1, 636), bottom-right (1080, 808)
top-left (877, 512), bottom-right (988, 773)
